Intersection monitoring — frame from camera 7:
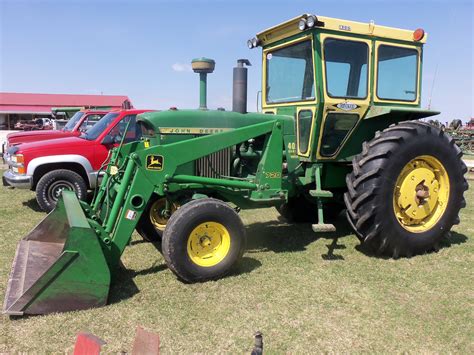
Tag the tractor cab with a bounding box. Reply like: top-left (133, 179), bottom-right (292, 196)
top-left (248, 14), bottom-right (427, 161)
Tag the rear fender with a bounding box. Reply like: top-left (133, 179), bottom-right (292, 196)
top-left (332, 107), bottom-right (440, 161)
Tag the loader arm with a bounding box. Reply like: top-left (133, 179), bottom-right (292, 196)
top-left (100, 119), bottom-right (285, 261)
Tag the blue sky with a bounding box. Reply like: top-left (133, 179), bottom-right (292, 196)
top-left (0, 0), bottom-right (472, 122)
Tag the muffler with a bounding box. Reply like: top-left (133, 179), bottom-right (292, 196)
top-left (3, 191), bottom-right (110, 315)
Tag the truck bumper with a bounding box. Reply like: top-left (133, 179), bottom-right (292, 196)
top-left (3, 170), bottom-right (32, 189)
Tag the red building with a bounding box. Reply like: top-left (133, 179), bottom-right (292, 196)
top-left (0, 92), bottom-right (132, 130)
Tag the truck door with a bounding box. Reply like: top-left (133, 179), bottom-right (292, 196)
top-left (317, 34), bottom-right (372, 159)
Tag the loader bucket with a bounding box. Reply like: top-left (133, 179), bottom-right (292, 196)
top-left (3, 191), bottom-right (111, 315)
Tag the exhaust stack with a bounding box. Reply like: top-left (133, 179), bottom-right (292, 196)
top-left (232, 59), bottom-right (251, 114)
top-left (192, 57), bottom-right (215, 110)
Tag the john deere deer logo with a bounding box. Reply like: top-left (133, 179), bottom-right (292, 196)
top-left (146, 155), bottom-right (164, 171)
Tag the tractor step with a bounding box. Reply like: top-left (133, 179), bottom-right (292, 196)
top-left (309, 189), bottom-right (333, 198)
top-left (312, 223), bottom-right (336, 233)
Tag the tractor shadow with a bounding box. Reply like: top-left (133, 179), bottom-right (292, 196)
top-left (355, 231), bottom-right (468, 258)
top-left (22, 198), bottom-right (43, 212)
top-left (245, 213), bottom-right (352, 261)
top-left (108, 241), bottom-right (262, 305)
top-left (107, 262), bottom-right (167, 305)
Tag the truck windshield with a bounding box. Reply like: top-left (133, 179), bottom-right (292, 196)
top-left (266, 40), bottom-right (315, 104)
top-left (81, 113), bottom-right (119, 140)
top-left (63, 112), bottom-right (84, 131)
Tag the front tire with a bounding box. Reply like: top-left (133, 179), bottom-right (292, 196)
top-left (36, 169), bottom-right (87, 212)
top-left (162, 198), bottom-right (246, 283)
top-left (345, 121), bottom-right (468, 257)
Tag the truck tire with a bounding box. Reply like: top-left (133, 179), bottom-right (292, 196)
top-left (345, 121), bottom-right (468, 258)
top-left (162, 198), bottom-right (246, 283)
top-left (36, 169), bottom-right (87, 212)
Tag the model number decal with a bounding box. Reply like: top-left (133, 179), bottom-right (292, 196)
top-left (264, 172), bottom-right (281, 179)
top-left (336, 102), bottom-right (359, 111)
top-left (287, 142), bottom-right (296, 154)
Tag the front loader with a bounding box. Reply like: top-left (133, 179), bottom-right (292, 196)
top-left (4, 14), bottom-right (468, 315)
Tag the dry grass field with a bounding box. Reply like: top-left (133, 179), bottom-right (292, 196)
top-left (0, 180), bottom-right (472, 353)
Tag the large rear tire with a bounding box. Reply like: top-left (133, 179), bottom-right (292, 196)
top-left (162, 198), bottom-right (246, 283)
top-left (344, 121), bottom-right (468, 257)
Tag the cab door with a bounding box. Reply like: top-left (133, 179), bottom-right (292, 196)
top-left (316, 34), bottom-right (372, 159)
top-left (262, 35), bottom-right (318, 160)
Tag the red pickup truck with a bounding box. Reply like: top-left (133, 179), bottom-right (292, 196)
top-left (3, 109), bottom-right (152, 211)
top-left (4, 109), bottom-right (108, 147)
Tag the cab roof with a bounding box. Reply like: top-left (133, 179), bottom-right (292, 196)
top-left (256, 14), bottom-right (427, 47)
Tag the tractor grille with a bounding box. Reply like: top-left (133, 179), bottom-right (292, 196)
top-left (196, 148), bottom-right (232, 178)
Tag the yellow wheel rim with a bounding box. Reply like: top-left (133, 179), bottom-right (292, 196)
top-left (393, 155), bottom-right (450, 233)
top-left (149, 198), bottom-right (178, 231)
top-left (187, 222), bottom-right (231, 267)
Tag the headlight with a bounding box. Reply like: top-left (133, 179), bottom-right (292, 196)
top-left (11, 154), bottom-right (26, 174)
top-left (11, 154), bottom-right (24, 164)
top-left (306, 15), bottom-right (316, 28)
top-left (247, 37), bottom-right (260, 49)
top-left (298, 19), bottom-right (307, 31)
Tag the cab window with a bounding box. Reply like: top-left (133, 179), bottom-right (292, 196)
top-left (324, 38), bottom-right (368, 99)
top-left (78, 114), bottom-right (103, 132)
top-left (266, 40), bottom-right (315, 104)
top-left (320, 113), bottom-right (359, 156)
top-left (377, 45), bottom-right (418, 101)
top-left (108, 115), bottom-right (141, 143)
top-left (83, 113), bottom-right (119, 140)
top-left (63, 112), bottom-right (84, 131)
top-left (297, 110), bottom-right (313, 154)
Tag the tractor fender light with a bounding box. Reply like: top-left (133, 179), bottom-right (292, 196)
top-left (298, 18), bottom-right (307, 31)
top-left (247, 39), bottom-right (254, 49)
top-left (413, 28), bottom-right (425, 41)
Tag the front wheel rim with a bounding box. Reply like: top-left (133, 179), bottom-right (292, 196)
top-left (393, 155), bottom-right (450, 233)
top-left (47, 180), bottom-right (75, 202)
top-left (187, 222), bottom-right (231, 267)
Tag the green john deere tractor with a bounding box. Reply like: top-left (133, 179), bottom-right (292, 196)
top-left (4, 14), bottom-right (468, 315)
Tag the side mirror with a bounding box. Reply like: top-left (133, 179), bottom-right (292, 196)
top-left (101, 135), bottom-right (114, 145)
